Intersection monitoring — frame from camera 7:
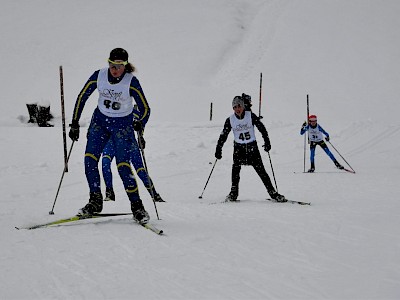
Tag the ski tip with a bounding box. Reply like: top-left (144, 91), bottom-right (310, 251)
top-left (266, 198), bottom-right (311, 205)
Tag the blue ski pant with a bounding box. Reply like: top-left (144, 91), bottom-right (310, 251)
top-left (101, 137), bottom-right (156, 197)
top-left (309, 140), bottom-right (336, 164)
top-left (84, 108), bottom-right (140, 202)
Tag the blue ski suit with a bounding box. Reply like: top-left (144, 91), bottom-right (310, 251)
top-left (71, 68), bottom-right (150, 203)
top-left (300, 123), bottom-right (337, 166)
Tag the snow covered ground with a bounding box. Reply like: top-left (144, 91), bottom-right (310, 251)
top-left (1, 0), bottom-right (400, 299)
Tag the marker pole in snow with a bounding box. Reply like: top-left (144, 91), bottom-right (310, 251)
top-left (49, 141), bottom-right (75, 215)
top-left (198, 159), bottom-right (218, 199)
top-left (59, 66), bottom-right (68, 173)
top-left (304, 94), bottom-right (310, 172)
top-left (258, 73), bottom-right (263, 119)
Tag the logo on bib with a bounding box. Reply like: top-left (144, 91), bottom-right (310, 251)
top-left (233, 123), bottom-right (251, 132)
top-left (100, 89), bottom-right (123, 102)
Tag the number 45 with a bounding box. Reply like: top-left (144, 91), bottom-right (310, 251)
top-left (239, 132), bottom-right (251, 141)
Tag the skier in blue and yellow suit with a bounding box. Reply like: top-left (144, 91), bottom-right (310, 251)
top-left (68, 48), bottom-right (151, 224)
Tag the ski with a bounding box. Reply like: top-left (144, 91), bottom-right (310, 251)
top-left (208, 199), bottom-right (240, 205)
top-left (16, 213), bottom-right (132, 230)
top-left (294, 168), bottom-right (355, 174)
top-left (15, 213), bottom-right (133, 230)
top-left (16, 213), bottom-right (164, 235)
top-left (294, 171), bottom-right (339, 174)
top-left (139, 222), bottom-right (164, 235)
top-left (342, 167), bottom-right (356, 174)
top-left (266, 198), bottom-right (311, 205)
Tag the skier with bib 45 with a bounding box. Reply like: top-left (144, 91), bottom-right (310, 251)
top-left (215, 95), bottom-right (286, 202)
top-left (300, 114), bottom-right (344, 172)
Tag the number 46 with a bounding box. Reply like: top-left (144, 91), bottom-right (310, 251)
top-left (104, 99), bottom-right (121, 110)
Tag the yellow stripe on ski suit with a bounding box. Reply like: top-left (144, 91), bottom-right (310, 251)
top-left (73, 80), bottom-right (96, 121)
top-left (85, 153), bottom-right (98, 161)
top-left (118, 162), bottom-right (138, 193)
top-left (130, 86), bottom-right (149, 123)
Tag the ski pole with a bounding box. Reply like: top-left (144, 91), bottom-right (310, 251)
top-left (137, 131), bottom-right (160, 220)
top-left (49, 141), bottom-right (75, 215)
top-left (303, 130), bottom-right (306, 173)
top-left (327, 140), bottom-right (356, 173)
top-left (198, 159), bottom-right (218, 199)
top-left (267, 152), bottom-right (279, 192)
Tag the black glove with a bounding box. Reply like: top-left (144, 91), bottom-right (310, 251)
top-left (133, 120), bottom-right (142, 132)
top-left (301, 121), bottom-right (307, 130)
top-left (263, 140), bottom-right (271, 152)
top-left (69, 120), bottom-right (80, 141)
top-left (325, 136), bottom-right (330, 142)
top-left (138, 135), bottom-right (146, 149)
top-left (215, 147), bottom-right (222, 160)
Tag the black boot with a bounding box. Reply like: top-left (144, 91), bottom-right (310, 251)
top-left (104, 187), bottom-right (115, 201)
top-left (153, 193), bottom-right (165, 202)
top-left (334, 160), bottom-right (344, 169)
top-left (37, 106), bottom-right (54, 127)
top-left (269, 190), bottom-right (287, 202)
top-left (26, 104), bottom-right (38, 123)
top-left (131, 200), bottom-right (150, 224)
top-left (78, 192), bottom-right (103, 216)
top-left (225, 187), bottom-right (238, 202)
top-left (308, 162), bottom-right (315, 173)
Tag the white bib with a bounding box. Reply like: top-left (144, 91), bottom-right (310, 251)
top-left (97, 68), bottom-right (134, 117)
top-left (308, 126), bottom-right (324, 142)
top-left (230, 111), bottom-right (256, 144)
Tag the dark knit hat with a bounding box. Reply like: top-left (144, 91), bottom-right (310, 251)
top-left (232, 96), bottom-right (244, 108)
top-left (109, 48), bottom-right (128, 62)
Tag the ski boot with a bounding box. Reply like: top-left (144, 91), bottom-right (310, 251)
top-left (307, 162), bottom-right (315, 173)
top-left (334, 160), bottom-right (344, 170)
top-left (131, 200), bottom-right (150, 224)
top-left (78, 192), bottom-right (103, 216)
top-left (104, 187), bottom-right (115, 201)
top-left (153, 193), bottom-right (165, 202)
top-left (225, 187), bottom-right (238, 202)
top-left (269, 190), bottom-right (287, 203)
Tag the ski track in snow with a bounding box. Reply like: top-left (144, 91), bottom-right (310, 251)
top-left (3, 122), bottom-right (400, 299)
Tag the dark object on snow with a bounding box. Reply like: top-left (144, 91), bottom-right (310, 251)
top-left (26, 103), bottom-right (54, 127)
top-left (26, 104), bottom-right (38, 123)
